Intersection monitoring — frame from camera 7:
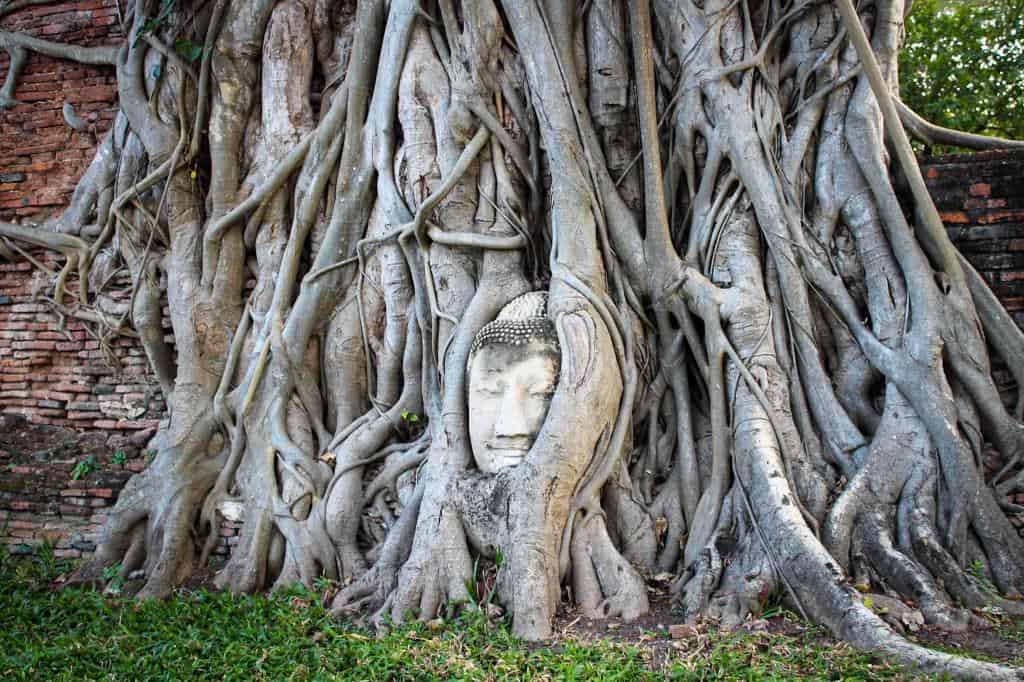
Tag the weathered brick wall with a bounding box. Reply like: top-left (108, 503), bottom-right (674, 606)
top-left (0, 409), bottom-right (240, 561)
top-left (0, 0), bottom-right (120, 220)
top-left (0, 248), bottom-right (169, 560)
top-left (0, 413), bottom-right (147, 559)
top-left (0, 412), bottom-right (240, 561)
top-left (0, 5), bottom-right (167, 561)
top-left (0, 250), bottom-right (166, 429)
top-left (922, 149), bottom-right (1024, 328)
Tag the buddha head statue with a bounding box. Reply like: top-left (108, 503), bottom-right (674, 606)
top-left (468, 292), bottom-right (560, 474)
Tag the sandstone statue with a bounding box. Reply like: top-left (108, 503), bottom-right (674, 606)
top-left (467, 292), bottom-right (559, 474)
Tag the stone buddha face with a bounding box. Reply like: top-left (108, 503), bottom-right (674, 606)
top-left (467, 293), bottom-right (560, 474)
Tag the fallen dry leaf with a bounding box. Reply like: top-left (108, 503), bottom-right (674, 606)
top-left (669, 623), bottom-right (700, 639)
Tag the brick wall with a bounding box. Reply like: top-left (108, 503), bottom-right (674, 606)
top-left (922, 149), bottom-right (1024, 328)
top-left (0, 413), bottom-right (147, 560)
top-left (0, 247), bottom-right (168, 561)
top-left (0, 409), bottom-right (239, 561)
top-left (0, 0), bottom-right (121, 220)
top-left (0, 250), bottom-right (166, 429)
top-left (0, 4), bottom-right (160, 561)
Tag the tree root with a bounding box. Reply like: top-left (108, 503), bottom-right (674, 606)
top-left (570, 512), bottom-right (649, 621)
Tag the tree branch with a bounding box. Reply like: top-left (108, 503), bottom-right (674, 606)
top-left (0, 30), bottom-right (117, 64)
top-left (896, 99), bottom-right (1024, 151)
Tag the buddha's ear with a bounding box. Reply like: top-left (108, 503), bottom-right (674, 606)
top-left (555, 311), bottom-right (597, 393)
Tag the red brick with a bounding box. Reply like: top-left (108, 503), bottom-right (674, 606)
top-left (978, 209), bottom-right (1024, 225)
top-left (116, 420), bottom-right (159, 430)
top-left (12, 340), bottom-right (56, 351)
top-left (29, 390), bottom-right (74, 401)
top-left (7, 520), bottom-right (38, 530)
top-left (939, 211), bottom-right (969, 224)
top-left (52, 383), bottom-right (92, 393)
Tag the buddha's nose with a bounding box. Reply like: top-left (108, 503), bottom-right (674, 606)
top-left (494, 388), bottom-right (531, 439)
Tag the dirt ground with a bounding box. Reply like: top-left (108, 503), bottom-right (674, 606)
top-left (550, 582), bottom-right (1023, 670)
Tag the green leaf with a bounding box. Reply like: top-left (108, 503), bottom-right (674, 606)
top-left (70, 455), bottom-right (97, 481)
top-left (174, 39), bottom-right (204, 63)
top-left (900, 0), bottom-right (1024, 146)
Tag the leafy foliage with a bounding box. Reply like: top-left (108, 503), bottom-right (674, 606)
top-left (174, 39), bottom-right (205, 63)
top-left (70, 456), bottom-right (97, 481)
top-left (100, 563), bottom-right (124, 594)
top-left (135, 0), bottom-right (178, 43)
top-left (900, 0), bottom-right (1024, 145)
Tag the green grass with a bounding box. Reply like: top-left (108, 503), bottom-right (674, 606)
top-left (999, 618), bottom-right (1024, 645)
top-left (0, 546), bottom-right (1011, 680)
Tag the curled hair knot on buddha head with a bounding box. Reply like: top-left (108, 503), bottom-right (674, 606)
top-left (469, 292), bottom-right (560, 365)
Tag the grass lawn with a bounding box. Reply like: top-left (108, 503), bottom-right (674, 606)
top-left (1, 546), bottom-right (1020, 680)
